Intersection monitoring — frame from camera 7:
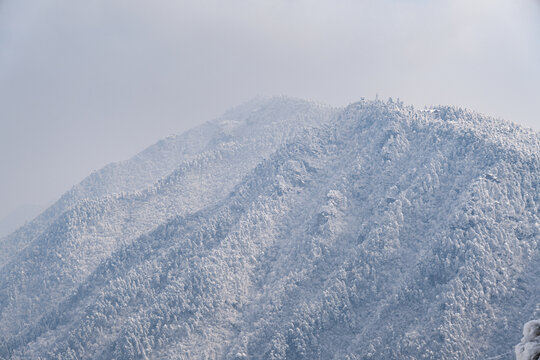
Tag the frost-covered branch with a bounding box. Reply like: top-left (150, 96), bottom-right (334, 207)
top-left (516, 320), bottom-right (540, 360)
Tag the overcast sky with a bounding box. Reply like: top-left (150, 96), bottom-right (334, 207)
top-left (0, 0), bottom-right (539, 219)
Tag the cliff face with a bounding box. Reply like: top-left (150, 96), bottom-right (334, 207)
top-left (0, 98), bottom-right (538, 359)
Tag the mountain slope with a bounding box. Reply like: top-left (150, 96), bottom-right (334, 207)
top-left (0, 97), bottom-right (331, 268)
top-left (0, 98), bottom-right (538, 359)
top-left (0, 96), bottom-right (335, 343)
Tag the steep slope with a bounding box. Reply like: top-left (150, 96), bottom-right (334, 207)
top-left (0, 97), bottom-right (335, 352)
top-left (0, 116), bottom-right (215, 267)
top-left (0, 97), bottom-right (328, 267)
top-left (0, 99), bottom-right (538, 359)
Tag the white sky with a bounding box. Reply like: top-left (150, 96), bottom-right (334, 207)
top-left (0, 0), bottom-right (539, 218)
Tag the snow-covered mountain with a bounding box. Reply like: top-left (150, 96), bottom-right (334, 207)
top-left (0, 97), bottom-right (538, 359)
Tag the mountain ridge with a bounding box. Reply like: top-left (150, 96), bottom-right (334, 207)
top-left (0, 97), bottom-right (538, 359)
top-left (0, 97), bottom-right (333, 266)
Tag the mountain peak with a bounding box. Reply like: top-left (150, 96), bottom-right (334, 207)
top-left (0, 98), bottom-right (538, 359)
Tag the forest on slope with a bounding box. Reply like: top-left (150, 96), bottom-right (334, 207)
top-left (0, 97), bottom-right (538, 359)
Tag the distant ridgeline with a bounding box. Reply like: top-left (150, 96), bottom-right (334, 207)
top-left (0, 97), bottom-right (538, 359)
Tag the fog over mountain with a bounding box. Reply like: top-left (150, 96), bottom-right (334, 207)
top-left (0, 97), bottom-right (538, 359)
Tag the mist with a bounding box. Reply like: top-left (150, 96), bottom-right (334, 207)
top-left (1, 0), bottom-right (539, 220)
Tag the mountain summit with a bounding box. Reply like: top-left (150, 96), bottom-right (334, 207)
top-left (0, 97), bottom-right (538, 359)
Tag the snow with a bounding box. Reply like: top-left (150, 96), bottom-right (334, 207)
top-left (516, 320), bottom-right (540, 360)
top-left (0, 97), bottom-right (538, 359)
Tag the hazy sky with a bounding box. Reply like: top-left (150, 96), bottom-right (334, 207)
top-left (0, 0), bottom-right (539, 219)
